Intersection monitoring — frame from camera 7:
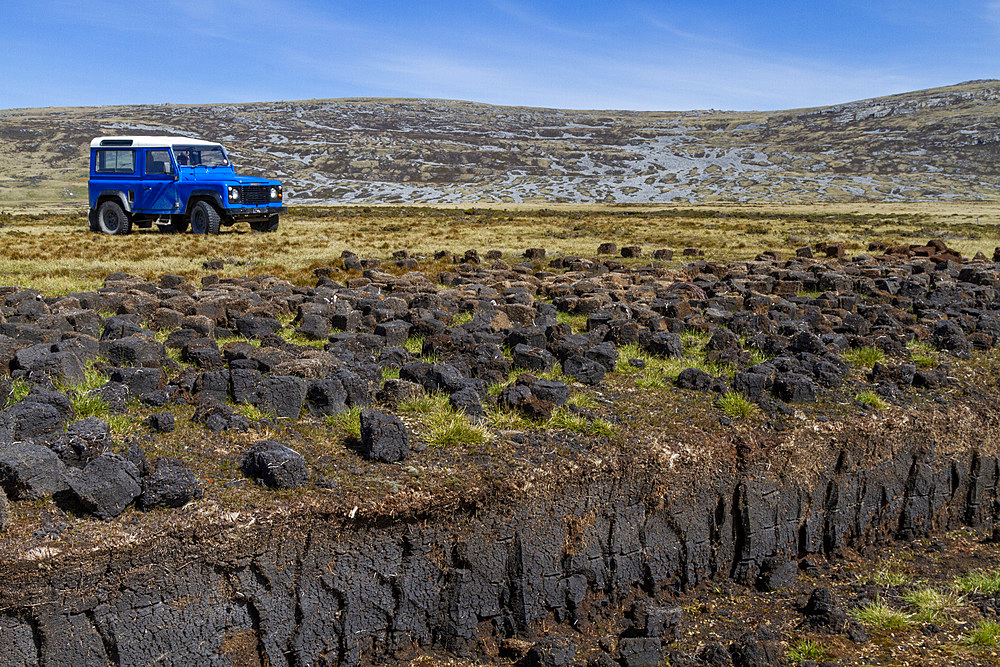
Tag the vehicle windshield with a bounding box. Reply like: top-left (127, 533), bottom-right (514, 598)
top-left (173, 145), bottom-right (229, 167)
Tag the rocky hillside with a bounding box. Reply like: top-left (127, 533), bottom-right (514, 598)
top-left (2, 80), bottom-right (1000, 206)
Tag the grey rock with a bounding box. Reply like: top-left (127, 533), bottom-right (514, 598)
top-left (235, 315), bottom-right (283, 340)
top-left (449, 387), bottom-right (484, 420)
top-left (0, 442), bottom-right (69, 500)
top-left (531, 379), bottom-right (570, 406)
top-left (512, 344), bottom-right (556, 373)
top-left (306, 378), bottom-right (348, 417)
top-left (241, 440), bottom-right (309, 489)
top-left (66, 453), bottom-right (141, 519)
top-left (359, 409), bottom-right (409, 463)
top-left (144, 412), bottom-right (175, 433)
top-left (563, 355), bottom-right (606, 385)
top-left (253, 375), bottom-right (308, 419)
top-left (100, 334), bottom-right (165, 367)
top-left (138, 457), bottom-right (203, 510)
top-left (48, 417), bottom-right (114, 467)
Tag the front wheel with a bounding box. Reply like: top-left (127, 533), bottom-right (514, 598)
top-left (189, 201), bottom-right (221, 235)
top-left (97, 200), bottom-right (132, 235)
top-left (250, 215), bottom-right (279, 233)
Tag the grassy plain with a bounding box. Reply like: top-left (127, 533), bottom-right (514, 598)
top-left (2, 201), bottom-right (1000, 295)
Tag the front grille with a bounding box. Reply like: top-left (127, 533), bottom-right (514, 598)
top-left (239, 185), bottom-right (270, 205)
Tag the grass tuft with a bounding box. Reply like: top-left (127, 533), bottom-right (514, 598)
top-left (842, 346), bottom-right (885, 367)
top-left (71, 392), bottom-right (109, 420)
top-left (716, 391), bottom-right (757, 419)
top-left (850, 600), bottom-right (913, 631)
top-left (901, 587), bottom-right (962, 623)
top-left (866, 560), bottom-right (911, 587)
top-left (104, 412), bottom-right (142, 439)
top-left (403, 335), bottom-right (425, 355)
top-left (555, 311), bottom-right (589, 333)
top-left (615, 341), bottom-right (730, 389)
top-left (955, 569), bottom-right (1000, 594)
top-left (964, 620), bottom-right (1000, 647)
top-left (548, 408), bottom-right (617, 437)
top-left (906, 339), bottom-right (938, 368)
top-left (486, 405), bottom-right (532, 431)
top-left (325, 407), bottom-right (363, 440)
top-left (567, 393), bottom-right (598, 409)
top-left (398, 393), bottom-right (449, 415)
top-left (786, 638), bottom-right (830, 663)
top-left (236, 403), bottom-right (273, 421)
top-left (855, 390), bottom-right (888, 410)
top-left (426, 413), bottom-right (489, 448)
top-left (5, 378), bottom-right (30, 408)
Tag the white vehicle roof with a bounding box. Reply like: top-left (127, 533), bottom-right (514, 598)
top-left (90, 136), bottom-right (221, 148)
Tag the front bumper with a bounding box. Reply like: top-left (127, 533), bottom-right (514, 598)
top-left (225, 205), bottom-right (287, 221)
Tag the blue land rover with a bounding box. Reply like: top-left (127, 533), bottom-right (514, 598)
top-left (87, 136), bottom-right (286, 235)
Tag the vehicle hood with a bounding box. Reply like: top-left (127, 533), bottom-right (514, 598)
top-left (178, 168), bottom-right (276, 185)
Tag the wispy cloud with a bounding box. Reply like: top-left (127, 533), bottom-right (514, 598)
top-left (987, 1), bottom-right (1000, 28)
top-left (486, 0), bottom-right (592, 39)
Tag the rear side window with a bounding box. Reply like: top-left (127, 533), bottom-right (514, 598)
top-left (144, 150), bottom-right (173, 175)
top-left (95, 149), bottom-right (135, 174)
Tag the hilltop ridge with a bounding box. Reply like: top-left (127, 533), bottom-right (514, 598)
top-left (2, 80), bottom-right (999, 205)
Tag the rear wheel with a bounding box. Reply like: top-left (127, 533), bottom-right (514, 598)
top-left (189, 201), bottom-right (221, 235)
top-left (97, 200), bottom-right (132, 235)
top-left (250, 215), bottom-right (279, 232)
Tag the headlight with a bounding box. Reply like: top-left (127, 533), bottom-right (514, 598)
top-left (270, 185), bottom-right (281, 201)
top-left (228, 186), bottom-right (239, 202)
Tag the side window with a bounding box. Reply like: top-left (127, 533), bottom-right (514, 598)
top-left (144, 149), bottom-right (173, 175)
top-left (95, 150), bottom-right (135, 174)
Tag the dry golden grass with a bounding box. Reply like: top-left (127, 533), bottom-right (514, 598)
top-left (2, 201), bottom-right (1000, 294)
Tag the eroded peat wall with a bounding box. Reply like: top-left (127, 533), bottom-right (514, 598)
top-left (1, 399), bottom-right (999, 666)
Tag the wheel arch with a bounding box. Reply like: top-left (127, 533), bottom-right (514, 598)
top-left (94, 190), bottom-right (131, 214)
top-left (184, 190), bottom-right (225, 215)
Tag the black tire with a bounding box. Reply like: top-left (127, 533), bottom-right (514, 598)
top-left (250, 215), bottom-right (279, 232)
top-left (189, 201), bottom-right (221, 235)
top-left (97, 200), bottom-right (132, 235)
top-left (88, 210), bottom-right (99, 232)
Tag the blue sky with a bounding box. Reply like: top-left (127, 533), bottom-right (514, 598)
top-left (2, 0), bottom-right (999, 111)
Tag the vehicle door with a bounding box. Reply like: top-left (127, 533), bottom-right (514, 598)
top-left (136, 149), bottom-right (179, 213)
